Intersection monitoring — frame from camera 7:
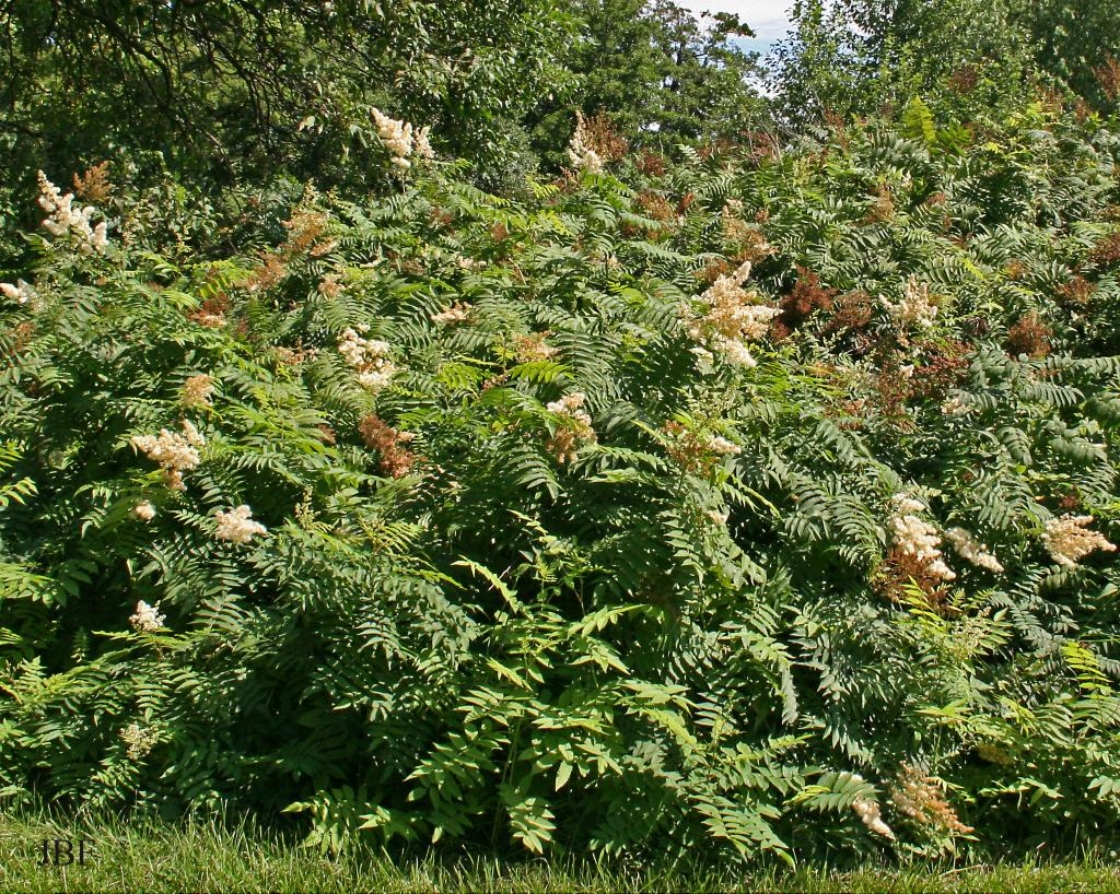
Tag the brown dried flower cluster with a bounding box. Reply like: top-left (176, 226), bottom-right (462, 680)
top-left (948, 64), bottom-right (979, 95)
top-left (1057, 275), bottom-right (1096, 306)
top-left (359, 414), bottom-right (418, 478)
top-left (283, 209), bottom-right (335, 257)
top-left (662, 421), bottom-right (741, 474)
top-left (245, 253), bottom-right (289, 293)
top-left (820, 290), bottom-right (874, 343)
top-left (72, 161), bottom-right (112, 203)
top-left (546, 392), bottom-right (595, 464)
top-left (1095, 57), bottom-right (1120, 103)
top-left (188, 289), bottom-right (231, 328)
top-left (889, 765), bottom-right (974, 836)
top-left (863, 182), bottom-right (895, 224)
top-left (568, 110), bottom-right (628, 174)
top-left (771, 267), bottom-right (837, 341)
top-left (638, 190), bottom-right (677, 223)
top-left (721, 200), bottom-right (775, 266)
top-left (636, 151), bottom-right (667, 177)
top-left (1090, 232), bottom-right (1120, 266)
top-left (515, 331), bottom-right (559, 363)
top-left (1006, 312), bottom-right (1051, 358)
top-left (908, 346), bottom-right (969, 400)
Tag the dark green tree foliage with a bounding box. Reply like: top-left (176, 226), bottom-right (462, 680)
top-left (1008, 0), bottom-right (1120, 113)
top-left (0, 0), bottom-right (575, 189)
top-left (771, 0), bottom-right (1034, 128)
top-left (532, 0), bottom-right (768, 160)
top-left (772, 0), bottom-right (1120, 131)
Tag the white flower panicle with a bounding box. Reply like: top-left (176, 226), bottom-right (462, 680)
top-left (706, 435), bottom-right (742, 456)
top-left (889, 493), bottom-right (956, 581)
top-left (882, 276), bottom-right (937, 330)
top-left (1042, 514), bottom-right (1117, 568)
top-left (682, 261), bottom-right (779, 369)
top-left (413, 125), bottom-right (435, 161)
top-left (181, 374), bottom-right (216, 408)
top-left (546, 391), bottom-right (592, 421)
top-left (120, 723), bottom-right (160, 760)
top-left (338, 327), bottom-right (397, 392)
top-left (0, 279), bottom-right (35, 305)
top-left (720, 339), bottom-right (761, 368)
top-left (568, 111), bottom-right (604, 174)
top-left (215, 505), bottom-right (268, 544)
top-left (129, 600), bottom-right (165, 633)
top-left (545, 391), bottom-right (596, 463)
top-left (892, 495), bottom-right (926, 515)
top-left (849, 775), bottom-right (895, 840)
top-left (131, 420), bottom-right (205, 490)
top-left (944, 527), bottom-right (1004, 573)
top-left (370, 108), bottom-right (433, 170)
top-left (132, 500), bottom-right (157, 522)
top-left (941, 394), bottom-right (972, 416)
top-left (431, 301), bottom-right (472, 325)
top-left (853, 796), bottom-right (896, 839)
top-left (37, 170), bottom-right (109, 253)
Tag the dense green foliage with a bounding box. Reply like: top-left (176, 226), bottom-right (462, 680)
top-left (4, 93), bottom-right (1120, 864)
top-left (4, 0), bottom-right (1120, 874)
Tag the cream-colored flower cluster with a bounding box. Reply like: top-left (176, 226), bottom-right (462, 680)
top-left (0, 279), bottom-right (35, 305)
top-left (683, 261), bottom-right (779, 369)
top-left (515, 332), bottom-right (559, 363)
top-left (850, 775), bottom-right (895, 840)
top-left (129, 599), bottom-right (165, 633)
top-left (181, 374), bottom-right (215, 409)
top-left (546, 392), bottom-right (596, 463)
top-left (214, 504), bottom-right (268, 544)
top-left (706, 435), bottom-right (742, 456)
top-left (889, 494), bottom-right (956, 581)
top-left (338, 327), bottom-right (397, 392)
top-left (37, 170), bottom-right (109, 253)
top-left (120, 723), bottom-right (160, 760)
top-left (568, 111), bottom-right (604, 174)
top-left (1042, 514), bottom-right (1116, 568)
top-left (944, 527), bottom-right (1004, 573)
top-left (431, 301), bottom-right (472, 325)
top-left (131, 420), bottom-right (205, 490)
top-left (132, 500), bottom-right (156, 521)
top-left (889, 764), bottom-right (973, 835)
top-left (882, 276), bottom-right (937, 330)
top-left (370, 107), bottom-right (433, 170)
top-left (941, 394), bottom-right (972, 416)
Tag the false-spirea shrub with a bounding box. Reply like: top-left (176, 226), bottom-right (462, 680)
top-left (3, 108), bottom-right (1120, 864)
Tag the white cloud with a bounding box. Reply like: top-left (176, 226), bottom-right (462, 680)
top-left (674, 0), bottom-right (794, 39)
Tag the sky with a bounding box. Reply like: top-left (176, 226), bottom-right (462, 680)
top-left (675, 0), bottom-right (794, 40)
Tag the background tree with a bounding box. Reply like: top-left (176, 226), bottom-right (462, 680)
top-left (1008, 0), bottom-right (1120, 113)
top-left (530, 0), bottom-right (769, 163)
top-left (770, 0), bottom-right (1034, 129)
top-left (0, 0), bottom-right (576, 192)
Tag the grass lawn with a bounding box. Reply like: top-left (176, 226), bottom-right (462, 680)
top-left (1, 810), bottom-right (1118, 893)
